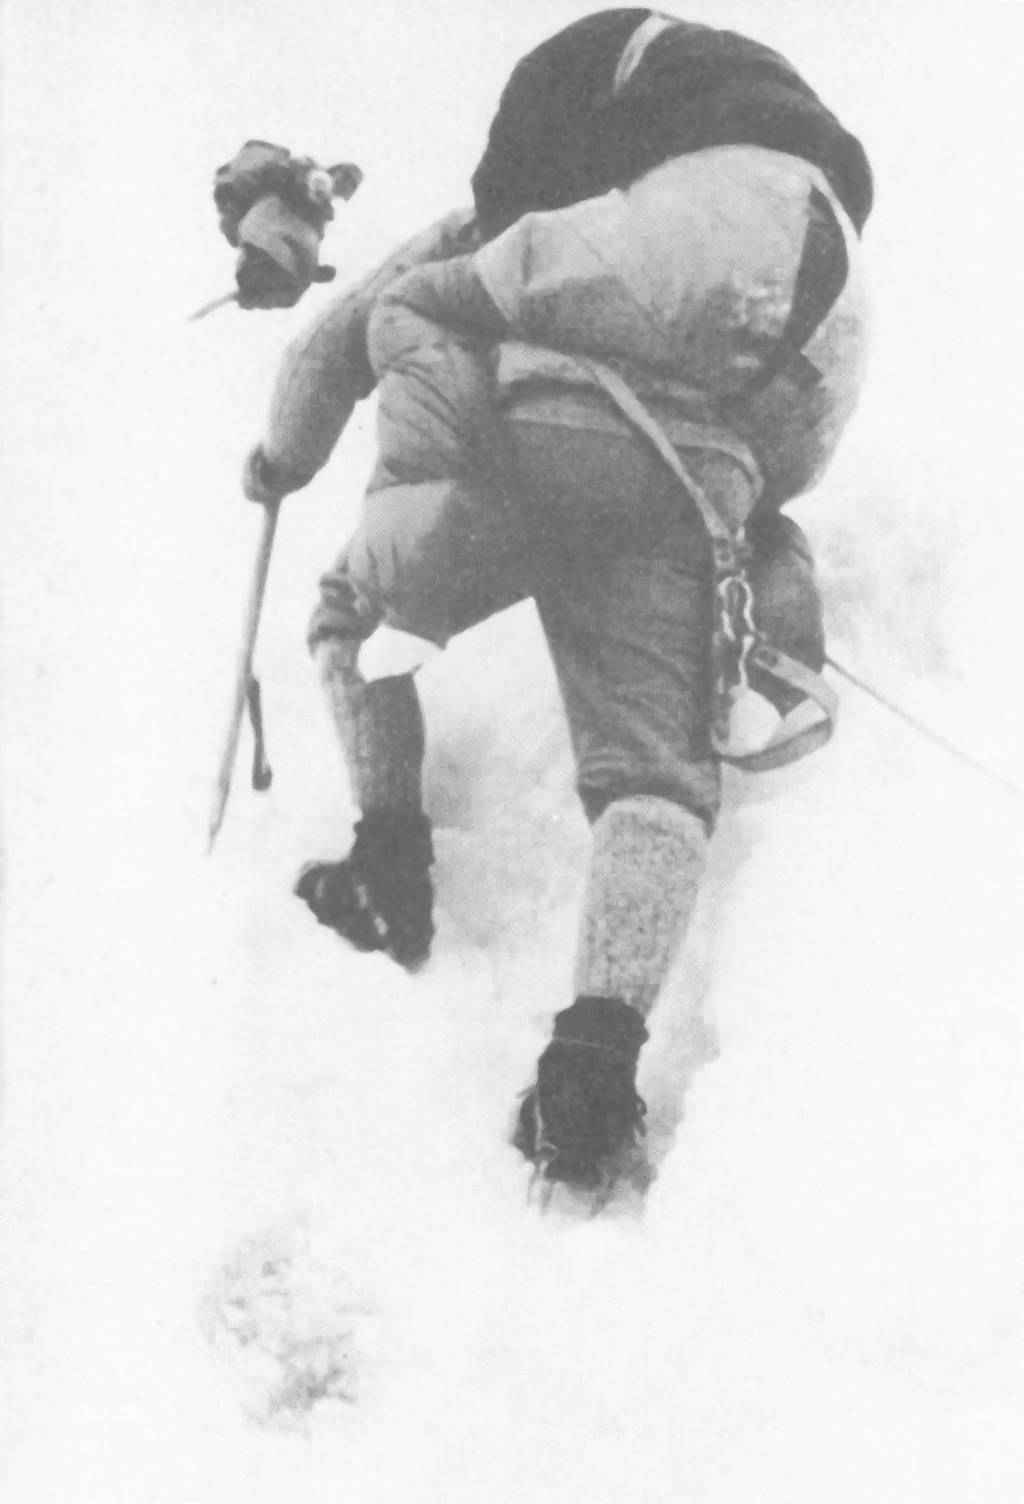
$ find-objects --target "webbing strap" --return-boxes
[613,13,681,94]
[738,186,849,398]
[724,643,838,772]
[575,356,838,772]
[576,358,758,566]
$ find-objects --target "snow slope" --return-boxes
[3,2,1024,1500]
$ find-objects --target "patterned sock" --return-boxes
[574,795,708,1017]
[315,639,425,812]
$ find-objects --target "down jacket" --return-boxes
[371,145,870,505]
[257,14,872,497]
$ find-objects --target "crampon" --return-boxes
[512,996,651,1209]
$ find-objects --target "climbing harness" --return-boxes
[568,358,1022,796]
[577,356,838,772]
[567,177,854,770]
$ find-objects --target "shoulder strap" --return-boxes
[612,13,682,94]
[575,357,759,569]
[718,643,838,772]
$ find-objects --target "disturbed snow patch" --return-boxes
[201,1219,373,1430]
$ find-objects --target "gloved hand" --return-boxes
[234,195,336,310]
[242,445,312,506]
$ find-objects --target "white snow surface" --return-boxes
[3,3,1024,1500]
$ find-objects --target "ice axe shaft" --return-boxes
[208,503,280,851]
[188,289,240,322]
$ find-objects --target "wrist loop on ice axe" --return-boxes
[576,357,838,773]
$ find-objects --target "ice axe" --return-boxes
[207,502,280,851]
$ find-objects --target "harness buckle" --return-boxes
[712,517,758,717]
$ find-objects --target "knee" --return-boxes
[585,793,710,872]
[580,783,716,838]
[312,635,363,688]
[307,563,379,656]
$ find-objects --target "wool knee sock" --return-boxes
[573,795,708,1016]
[315,639,425,813]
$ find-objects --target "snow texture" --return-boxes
[3,2,1024,1501]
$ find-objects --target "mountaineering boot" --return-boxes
[513,995,649,1188]
[295,808,434,970]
